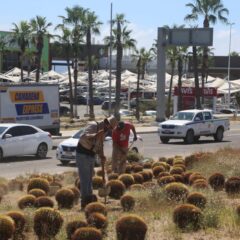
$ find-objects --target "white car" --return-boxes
[0,123,52,160]
[56,129,142,165]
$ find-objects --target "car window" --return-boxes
[21,126,38,135]
[5,126,23,137]
[203,112,212,120]
[0,127,7,135]
[172,112,194,120]
[194,113,203,121]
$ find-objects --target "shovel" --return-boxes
[98,157,111,203]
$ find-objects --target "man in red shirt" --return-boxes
[112,121,137,174]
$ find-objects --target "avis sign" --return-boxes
[174,87,217,97]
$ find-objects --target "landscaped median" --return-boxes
[1,147,240,239]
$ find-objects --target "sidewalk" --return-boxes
[53,125,158,139]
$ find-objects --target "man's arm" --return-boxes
[131,125,138,141]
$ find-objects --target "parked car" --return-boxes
[158,109,230,144]
[101,101,117,110]
[60,105,70,116]
[219,108,237,114]
[119,109,134,116]
[0,123,52,160]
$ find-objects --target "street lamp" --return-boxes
[227,22,235,108]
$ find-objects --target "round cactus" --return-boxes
[118,174,135,188]
[87,212,108,230]
[157,176,175,187]
[132,164,143,173]
[170,167,184,175]
[34,207,63,239]
[106,180,126,199]
[120,194,135,211]
[96,169,103,177]
[69,187,81,205]
[164,182,189,201]
[116,214,147,240]
[143,162,152,169]
[18,194,36,209]
[34,196,54,208]
[6,210,25,237]
[187,192,207,209]
[173,164,186,171]
[92,176,104,189]
[130,184,145,191]
[189,173,205,185]
[55,188,75,209]
[151,161,162,169]
[208,173,225,191]
[140,171,153,182]
[236,205,240,217]
[166,157,174,166]
[29,188,46,198]
[143,181,156,189]
[27,177,50,194]
[0,215,15,240]
[108,173,119,180]
[85,202,107,219]
[158,172,171,178]
[158,157,167,162]
[173,204,203,230]
[66,220,88,239]
[152,166,166,178]
[172,174,184,183]
[125,164,132,173]
[225,177,240,195]
[72,227,102,240]
[192,179,208,189]
[132,173,144,184]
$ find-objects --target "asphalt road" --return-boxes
[1,125,240,179]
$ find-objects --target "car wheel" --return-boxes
[0,148,3,161]
[160,137,170,144]
[131,147,139,153]
[184,130,194,144]
[214,127,224,142]
[60,160,70,166]
[36,143,48,159]
[194,136,200,143]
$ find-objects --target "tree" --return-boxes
[104,14,136,120]
[30,16,52,82]
[185,0,229,106]
[0,36,8,73]
[11,21,32,81]
[60,6,86,118]
[230,51,239,57]
[55,23,74,118]
[82,10,102,119]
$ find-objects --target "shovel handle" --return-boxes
[101,157,106,183]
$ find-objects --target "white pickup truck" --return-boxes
[158,109,230,144]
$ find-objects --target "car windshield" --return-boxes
[172,112,194,120]
[0,127,7,135]
[72,129,84,139]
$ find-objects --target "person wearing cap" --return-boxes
[76,116,117,209]
[112,121,137,174]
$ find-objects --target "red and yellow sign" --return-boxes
[9,91,45,103]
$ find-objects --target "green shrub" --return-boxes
[116,214,147,240]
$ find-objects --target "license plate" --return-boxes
[65,151,73,156]
[162,130,171,134]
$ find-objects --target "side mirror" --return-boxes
[4,134,12,139]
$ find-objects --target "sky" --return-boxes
[0,0,239,56]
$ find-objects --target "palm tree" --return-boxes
[55,23,74,118]
[30,16,52,82]
[104,14,136,120]
[11,21,32,81]
[185,0,229,105]
[0,36,8,73]
[60,6,86,117]
[82,10,102,119]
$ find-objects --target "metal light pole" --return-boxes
[227,22,235,108]
[108,2,113,116]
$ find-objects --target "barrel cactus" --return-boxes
[85,202,107,219]
[118,174,135,188]
[106,180,126,199]
[66,220,88,239]
[120,194,135,211]
[0,215,15,240]
[34,196,54,208]
[87,212,108,230]
[27,177,50,194]
[208,173,225,191]
[187,192,207,209]
[55,188,75,209]
[18,194,36,209]
[72,227,102,240]
[164,182,189,201]
[29,188,46,198]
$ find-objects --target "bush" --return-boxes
[0,215,15,240]
[164,182,189,201]
[66,220,87,239]
[120,194,135,211]
[33,207,64,239]
[85,202,107,219]
[116,214,147,240]
[208,173,225,191]
[187,192,207,209]
[173,204,203,230]
[27,178,50,194]
[118,174,135,188]
[106,180,126,199]
[87,212,108,230]
[55,188,75,209]
[18,194,36,209]
[72,227,102,240]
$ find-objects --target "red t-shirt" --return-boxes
[112,122,134,148]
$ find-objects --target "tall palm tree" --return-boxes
[82,10,102,119]
[0,36,8,73]
[55,23,74,118]
[104,14,136,120]
[11,21,32,81]
[185,0,229,105]
[59,6,86,117]
[30,16,52,82]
